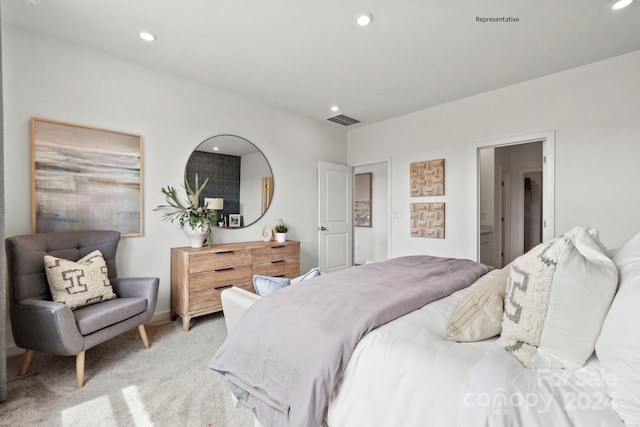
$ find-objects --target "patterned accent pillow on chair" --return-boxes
[501,226,617,369]
[44,250,117,309]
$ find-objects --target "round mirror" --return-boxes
[185,134,274,228]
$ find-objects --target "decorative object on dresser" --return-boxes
[262,225,273,241]
[204,197,224,227]
[31,117,143,236]
[228,214,241,227]
[274,221,288,243]
[155,174,217,247]
[171,240,300,331]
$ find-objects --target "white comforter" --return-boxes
[327,288,496,426]
[327,288,624,427]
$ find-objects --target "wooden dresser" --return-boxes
[171,240,300,331]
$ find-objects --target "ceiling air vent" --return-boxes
[326,114,361,127]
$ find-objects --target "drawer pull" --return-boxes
[270,245,285,249]
[273,274,285,278]
[271,259,285,264]
[217,284,234,290]
[214,267,235,272]
[215,250,235,254]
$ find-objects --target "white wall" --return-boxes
[2,27,347,324]
[348,50,640,259]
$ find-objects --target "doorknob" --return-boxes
[318,226,327,231]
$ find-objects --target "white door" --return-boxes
[318,161,353,273]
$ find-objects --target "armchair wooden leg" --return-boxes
[138,324,150,349]
[19,349,34,376]
[76,351,85,388]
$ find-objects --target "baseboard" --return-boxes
[148,310,173,325]
[5,310,175,358]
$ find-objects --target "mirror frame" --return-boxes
[184,134,274,229]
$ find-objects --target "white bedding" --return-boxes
[326,287,624,427]
[458,349,624,427]
[327,288,498,427]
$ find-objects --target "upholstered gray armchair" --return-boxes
[5,230,159,387]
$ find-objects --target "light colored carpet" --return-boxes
[0,313,253,427]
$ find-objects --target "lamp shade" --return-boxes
[205,198,224,210]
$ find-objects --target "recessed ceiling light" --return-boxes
[330,105,340,113]
[356,12,373,26]
[213,147,220,151]
[612,0,634,9]
[139,31,157,42]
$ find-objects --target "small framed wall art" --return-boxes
[229,214,242,227]
[410,158,444,196]
[31,117,143,236]
[410,202,445,239]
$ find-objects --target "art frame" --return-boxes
[410,158,445,196]
[410,202,445,239]
[354,172,372,227]
[31,117,143,236]
[229,214,242,227]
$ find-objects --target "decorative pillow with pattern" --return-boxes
[501,226,617,369]
[446,264,511,342]
[44,250,117,309]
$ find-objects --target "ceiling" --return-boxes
[2,0,639,127]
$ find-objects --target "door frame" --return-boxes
[476,130,555,263]
[351,158,393,262]
[519,168,543,254]
[499,168,511,268]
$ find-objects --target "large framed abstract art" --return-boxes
[31,118,143,236]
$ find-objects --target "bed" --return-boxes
[210,226,640,427]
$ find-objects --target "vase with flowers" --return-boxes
[154,174,217,248]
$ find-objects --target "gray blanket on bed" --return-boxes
[209,255,488,427]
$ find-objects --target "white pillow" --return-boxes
[595,231,640,425]
[501,226,618,369]
[291,267,321,284]
[446,264,511,342]
[252,267,321,297]
[252,275,291,297]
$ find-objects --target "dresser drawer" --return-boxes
[253,260,299,278]
[189,249,251,273]
[189,288,223,312]
[190,266,252,291]
[252,243,299,264]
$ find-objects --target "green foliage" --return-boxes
[154,174,216,245]
[275,223,288,233]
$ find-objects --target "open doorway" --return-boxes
[477,132,555,267]
[523,170,543,253]
[353,161,390,265]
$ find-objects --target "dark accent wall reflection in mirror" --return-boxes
[185,134,273,228]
